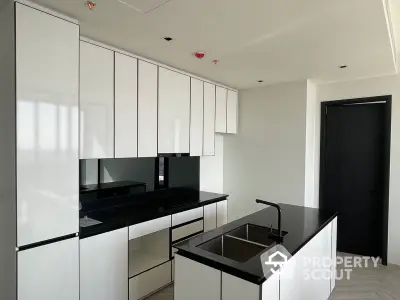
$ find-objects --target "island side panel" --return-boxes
[222,272,259,300]
[280,221,333,300]
[261,272,279,300]
[174,254,221,300]
[331,217,337,292]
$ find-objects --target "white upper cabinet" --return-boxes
[16,3,79,246]
[190,78,204,156]
[138,61,158,157]
[203,83,216,156]
[80,42,114,159]
[115,53,138,158]
[227,90,238,134]
[215,86,227,133]
[158,68,190,154]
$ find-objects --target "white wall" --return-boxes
[317,74,400,266]
[200,134,224,194]
[223,81,309,221]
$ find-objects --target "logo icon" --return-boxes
[264,251,288,274]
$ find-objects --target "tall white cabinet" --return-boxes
[138,61,158,157]
[115,53,138,158]
[158,68,190,154]
[16,2,79,247]
[227,90,238,134]
[18,238,79,300]
[80,41,114,159]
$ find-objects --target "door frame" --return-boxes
[319,95,391,265]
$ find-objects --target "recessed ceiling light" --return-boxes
[339,65,348,69]
[258,80,264,83]
[164,37,173,41]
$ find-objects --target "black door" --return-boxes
[321,103,386,257]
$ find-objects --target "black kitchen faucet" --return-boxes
[255,199,282,241]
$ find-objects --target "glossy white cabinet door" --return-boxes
[16,3,79,246]
[215,86,227,133]
[204,203,217,232]
[203,82,216,156]
[217,200,228,227]
[80,41,114,159]
[158,68,190,153]
[190,78,204,156]
[227,90,238,134]
[138,61,158,157]
[175,255,220,300]
[115,53,138,158]
[331,217,337,292]
[18,237,79,300]
[80,228,128,300]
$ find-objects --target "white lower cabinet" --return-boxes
[18,238,79,300]
[174,254,220,300]
[217,200,228,227]
[331,217,338,292]
[80,228,128,300]
[280,222,332,300]
[204,203,217,231]
[129,261,172,300]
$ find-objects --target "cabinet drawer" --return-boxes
[129,216,171,240]
[129,261,172,300]
[172,220,203,243]
[172,207,203,226]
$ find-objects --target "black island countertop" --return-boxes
[79,188,228,239]
[174,203,337,285]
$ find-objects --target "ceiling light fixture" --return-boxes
[258,80,264,83]
[339,65,348,69]
[164,37,173,41]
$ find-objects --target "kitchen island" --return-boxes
[173,203,337,300]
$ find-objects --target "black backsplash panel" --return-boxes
[168,156,200,190]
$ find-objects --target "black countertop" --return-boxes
[79,189,228,239]
[174,203,337,285]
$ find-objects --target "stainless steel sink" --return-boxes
[197,224,288,263]
[197,234,268,263]
[226,224,288,246]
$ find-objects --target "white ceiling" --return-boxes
[31,0,397,89]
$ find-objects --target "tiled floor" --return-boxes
[147,254,400,300]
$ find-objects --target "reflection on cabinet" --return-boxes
[80,41,114,159]
[217,200,228,227]
[203,82,216,156]
[115,53,138,158]
[129,261,172,300]
[204,203,217,232]
[227,90,238,134]
[18,238,79,300]
[16,3,79,246]
[80,228,128,300]
[190,78,204,156]
[138,61,158,157]
[158,68,190,154]
[215,86,227,133]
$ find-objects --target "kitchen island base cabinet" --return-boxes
[174,217,337,300]
[80,228,128,300]
[175,255,220,300]
[18,238,79,300]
